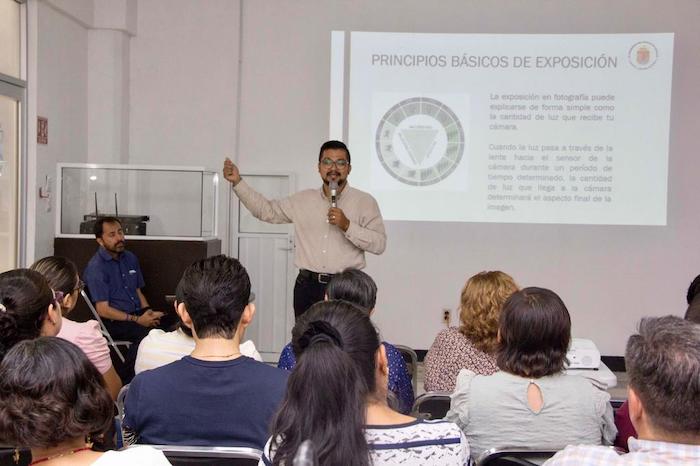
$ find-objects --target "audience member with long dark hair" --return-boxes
[0,337,170,465]
[277,268,414,413]
[0,269,63,361]
[263,300,469,466]
[31,256,122,400]
[424,270,518,392]
[446,287,616,458]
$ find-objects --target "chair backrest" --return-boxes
[476,448,559,466]
[610,397,626,410]
[116,383,130,420]
[80,289,130,363]
[0,448,30,466]
[411,391,452,420]
[134,445,262,466]
[393,344,418,394]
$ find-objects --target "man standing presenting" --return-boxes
[224,140,386,318]
[84,217,165,345]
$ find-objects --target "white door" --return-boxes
[0,80,25,272]
[231,174,295,362]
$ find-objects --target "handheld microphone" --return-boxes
[329,181,338,208]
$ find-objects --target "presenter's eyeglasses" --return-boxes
[320,158,349,169]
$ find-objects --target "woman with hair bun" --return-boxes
[446,287,616,458]
[0,269,63,361]
[262,300,469,466]
[0,337,170,465]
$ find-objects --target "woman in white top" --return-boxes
[0,337,170,466]
[260,300,469,466]
[446,287,616,459]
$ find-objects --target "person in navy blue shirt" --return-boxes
[277,268,414,414]
[84,217,165,346]
[123,255,288,448]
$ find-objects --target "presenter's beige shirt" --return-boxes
[233,180,386,273]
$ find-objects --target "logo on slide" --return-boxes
[628,42,658,70]
[375,97,465,186]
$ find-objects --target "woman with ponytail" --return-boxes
[261,300,469,466]
[31,256,122,400]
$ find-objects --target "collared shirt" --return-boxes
[84,247,145,314]
[234,180,386,273]
[544,438,700,465]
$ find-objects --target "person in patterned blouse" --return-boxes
[424,271,518,392]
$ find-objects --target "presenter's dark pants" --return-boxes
[293,270,333,319]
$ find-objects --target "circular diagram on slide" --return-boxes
[375,97,465,186]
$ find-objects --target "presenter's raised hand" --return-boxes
[137,310,165,328]
[328,207,350,232]
[223,158,242,186]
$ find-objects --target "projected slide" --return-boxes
[330,32,674,225]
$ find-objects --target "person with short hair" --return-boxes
[262,300,469,466]
[613,276,700,452]
[685,273,700,322]
[123,255,288,449]
[83,216,166,346]
[0,337,170,465]
[446,287,616,458]
[545,316,700,465]
[276,268,414,414]
[224,140,386,318]
[134,301,263,374]
[31,256,123,400]
[424,270,518,392]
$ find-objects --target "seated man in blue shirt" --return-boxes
[123,255,289,449]
[84,217,165,345]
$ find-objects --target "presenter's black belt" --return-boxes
[299,269,335,284]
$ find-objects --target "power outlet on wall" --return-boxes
[442,308,451,326]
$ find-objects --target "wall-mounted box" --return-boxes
[56,164,218,239]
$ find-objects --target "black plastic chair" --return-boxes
[476,447,559,466]
[394,344,418,395]
[133,445,261,466]
[411,390,452,420]
[0,448,30,466]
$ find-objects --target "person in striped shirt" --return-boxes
[261,300,469,466]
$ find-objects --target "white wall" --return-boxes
[232,0,700,355]
[30,0,136,259]
[33,1,90,260]
[128,0,240,243]
[32,0,700,355]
